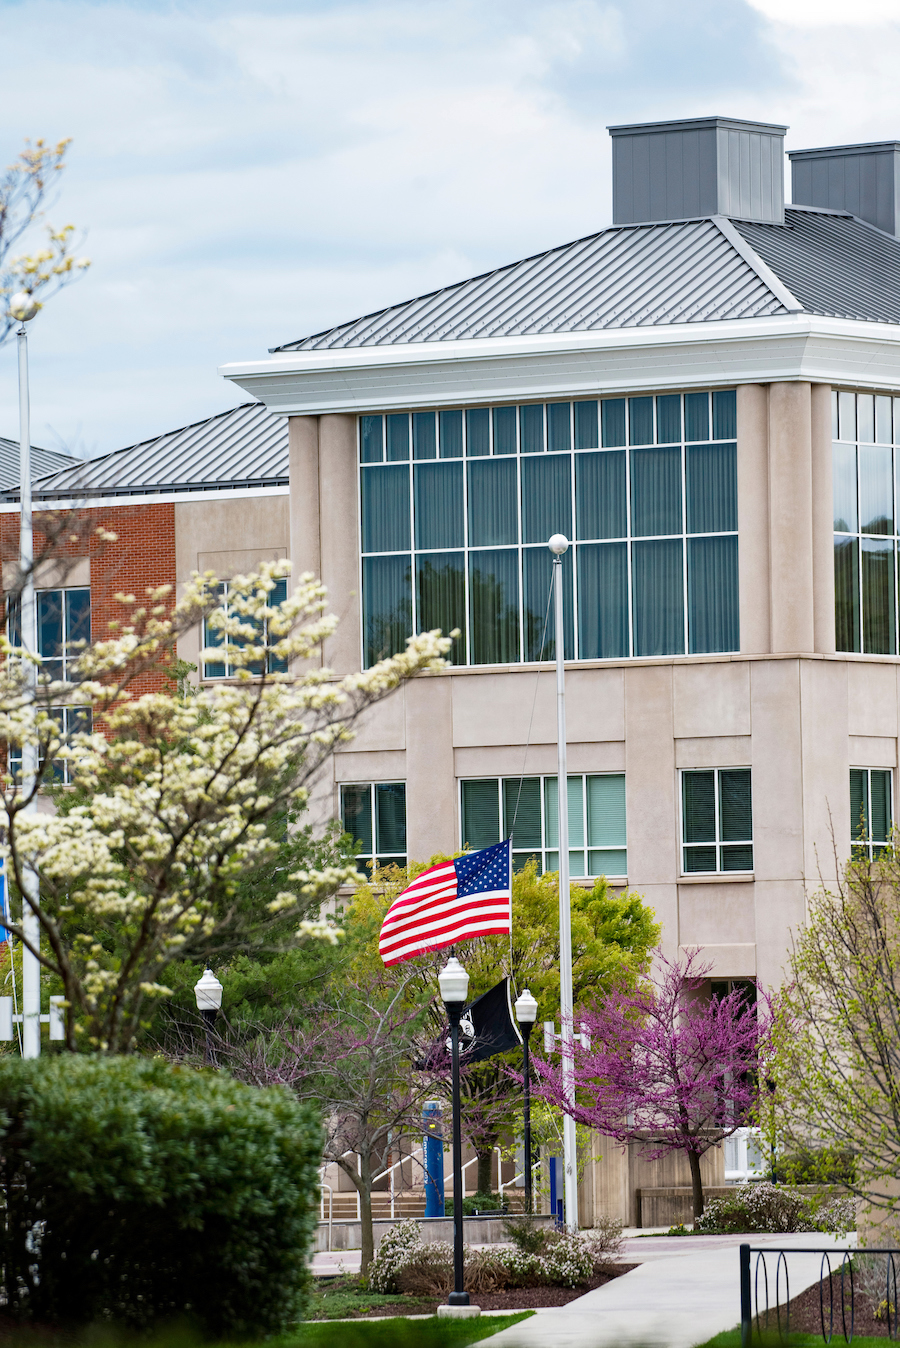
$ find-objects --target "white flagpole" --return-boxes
[549,533,577,1231]
[16,316,41,1059]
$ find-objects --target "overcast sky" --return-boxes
[1,0,899,457]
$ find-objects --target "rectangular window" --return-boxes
[340,782,407,873]
[8,706,92,787]
[10,585,91,681]
[460,773,626,877]
[850,767,893,859]
[833,390,900,655]
[359,392,738,667]
[682,768,753,874]
[202,578,289,679]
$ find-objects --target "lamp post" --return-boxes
[10,292,41,1060]
[514,988,538,1213]
[438,954,471,1312]
[193,968,223,1063]
[548,532,578,1230]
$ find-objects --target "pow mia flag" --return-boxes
[448,977,523,1065]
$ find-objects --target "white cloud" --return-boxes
[747,0,900,24]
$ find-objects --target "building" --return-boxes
[218,115,900,1005]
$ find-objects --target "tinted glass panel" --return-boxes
[521,453,572,544]
[685,392,709,442]
[66,589,91,647]
[860,444,893,534]
[576,451,626,541]
[587,774,626,847]
[520,404,544,454]
[601,399,626,447]
[342,785,373,854]
[872,769,892,842]
[462,780,500,850]
[657,394,681,443]
[376,783,407,853]
[414,461,463,549]
[862,537,895,654]
[719,769,752,840]
[850,768,867,842]
[440,409,463,458]
[858,394,875,443]
[547,402,571,453]
[386,413,410,462]
[833,442,858,533]
[466,407,490,457]
[468,459,517,546]
[493,406,517,455]
[577,543,628,660]
[523,545,573,661]
[686,443,737,533]
[839,391,856,441]
[37,590,63,670]
[877,396,893,444]
[688,536,739,654]
[503,777,541,849]
[713,390,737,440]
[629,397,653,446]
[469,549,519,663]
[574,400,599,449]
[632,539,684,656]
[416,552,466,663]
[722,845,753,872]
[361,465,410,554]
[363,555,411,666]
[413,411,437,460]
[683,770,715,842]
[631,445,682,536]
[684,846,716,873]
[360,415,383,463]
[835,536,860,653]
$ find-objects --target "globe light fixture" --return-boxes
[9,292,38,323]
[514,989,539,1213]
[193,968,223,1064]
[548,533,569,556]
[438,955,469,1006]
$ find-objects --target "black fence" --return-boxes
[740,1244,900,1346]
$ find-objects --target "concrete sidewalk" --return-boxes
[485,1231,855,1347]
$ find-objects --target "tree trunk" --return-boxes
[687,1148,705,1221]
[337,1155,375,1279]
[476,1146,494,1196]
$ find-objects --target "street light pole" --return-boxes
[193,968,223,1064]
[12,294,41,1061]
[514,988,538,1213]
[549,533,578,1231]
[438,955,472,1314]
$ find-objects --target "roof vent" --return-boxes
[789,142,900,236]
[608,116,787,227]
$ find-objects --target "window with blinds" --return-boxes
[359,390,739,668]
[459,774,626,878]
[681,768,752,874]
[340,782,407,873]
[203,578,289,679]
[850,767,892,859]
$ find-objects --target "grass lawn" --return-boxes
[266,1311,535,1345]
[696,1331,888,1348]
[307,1274,431,1320]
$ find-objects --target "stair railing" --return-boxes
[370,1144,425,1219]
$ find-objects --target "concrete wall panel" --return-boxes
[454,741,626,779]
[754,879,807,988]
[811,383,836,653]
[800,659,849,885]
[318,413,361,676]
[750,659,804,882]
[674,736,752,767]
[849,735,898,767]
[678,884,756,946]
[405,676,457,860]
[332,750,407,782]
[768,383,814,653]
[673,661,750,738]
[678,941,756,977]
[344,686,406,752]
[737,383,771,654]
[848,661,899,737]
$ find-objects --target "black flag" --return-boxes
[459,977,523,1064]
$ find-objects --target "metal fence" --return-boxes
[740,1244,900,1346]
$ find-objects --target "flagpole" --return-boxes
[549,534,578,1231]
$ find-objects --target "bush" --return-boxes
[582,1217,624,1271]
[0,1055,322,1336]
[503,1215,550,1255]
[395,1242,454,1298]
[367,1221,423,1294]
[541,1232,595,1288]
[695,1182,857,1235]
[445,1191,505,1216]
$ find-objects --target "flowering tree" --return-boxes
[230,970,436,1277]
[0,562,449,1051]
[1,137,89,339]
[532,949,772,1218]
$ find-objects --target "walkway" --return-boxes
[486,1231,854,1347]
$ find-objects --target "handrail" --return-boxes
[320,1182,334,1251]
[371,1145,425,1219]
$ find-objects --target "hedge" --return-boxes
[0,1054,322,1336]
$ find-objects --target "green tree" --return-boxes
[341,858,660,1194]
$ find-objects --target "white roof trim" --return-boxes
[0,484,289,515]
[712,216,805,313]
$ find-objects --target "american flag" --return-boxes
[379,840,512,967]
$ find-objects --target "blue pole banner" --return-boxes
[423,1100,445,1217]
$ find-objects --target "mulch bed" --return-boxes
[761,1267,892,1340]
[329,1262,637,1318]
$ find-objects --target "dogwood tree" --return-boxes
[0,562,450,1051]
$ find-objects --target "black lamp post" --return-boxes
[438,954,470,1310]
[194,968,223,1063]
[514,988,538,1213]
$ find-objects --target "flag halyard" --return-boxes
[378,839,512,966]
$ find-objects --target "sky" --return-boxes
[1,0,900,457]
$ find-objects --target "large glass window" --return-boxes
[850,767,892,859]
[359,391,738,666]
[833,391,900,654]
[203,578,288,679]
[8,706,92,786]
[459,773,626,877]
[340,782,407,873]
[682,768,753,874]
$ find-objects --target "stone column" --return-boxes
[404,674,456,861]
[317,413,361,677]
[623,664,678,954]
[768,383,815,654]
[737,383,771,654]
[810,383,836,655]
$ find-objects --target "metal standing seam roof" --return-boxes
[272,204,900,352]
[7,402,289,503]
[0,439,79,492]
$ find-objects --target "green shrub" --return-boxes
[0,1055,322,1336]
[444,1190,505,1216]
[695,1181,857,1235]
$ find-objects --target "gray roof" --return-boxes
[9,402,288,503]
[272,205,900,352]
[0,439,79,491]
